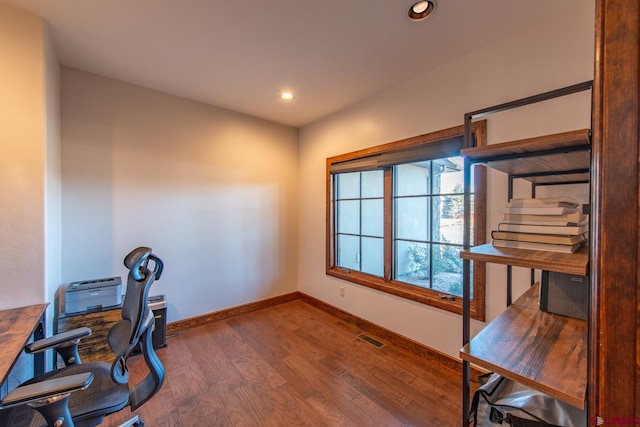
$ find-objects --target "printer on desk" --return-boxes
[65,277,122,314]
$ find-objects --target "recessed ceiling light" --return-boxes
[280,92,294,101]
[408,0,436,21]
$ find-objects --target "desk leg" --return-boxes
[33,319,45,375]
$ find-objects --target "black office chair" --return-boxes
[0,247,165,427]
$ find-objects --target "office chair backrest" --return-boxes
[108,247,165,409]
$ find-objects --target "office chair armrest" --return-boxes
[1,372,93,427]
[25,327,92,353]
[25,327,92,366]
[1,372,93,408]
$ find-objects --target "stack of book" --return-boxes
[491,196,588,253]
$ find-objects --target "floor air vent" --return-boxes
[357,333,386,349]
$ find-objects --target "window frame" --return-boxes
[326,122,487,321]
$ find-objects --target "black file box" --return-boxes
[539,271,588,320]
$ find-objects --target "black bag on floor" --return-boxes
[469,374,585,427]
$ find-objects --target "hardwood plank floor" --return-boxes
[104,300,464,426]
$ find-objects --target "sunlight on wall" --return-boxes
[0,5,46,309]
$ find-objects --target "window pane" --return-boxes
[361,199,383,237]
[361,237,383,277]
[433,195,463,244]
[395,241,430,288]
[470,164,476,193]
[361,170,383,198]
[335,170,384,277]
[432,244,463,296]
[337,200,360,235]
[470,197,475,245]
[395,163,430,196]
[337,235,360,271]
[395,197,429,241]
[436,157,464,194]
[337,172,360,199]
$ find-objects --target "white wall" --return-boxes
[0,4,47,309]
[298,6,594,358]
[61,69,299,323]
[44,22,62,338]
[0,4,61,389]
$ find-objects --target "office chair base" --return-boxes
[117,414,143,427]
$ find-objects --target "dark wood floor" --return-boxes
[104,300,464,426]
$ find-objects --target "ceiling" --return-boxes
[3,0,583,127]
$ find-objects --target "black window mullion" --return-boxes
[429,160,434,289]
[358,172,362,271]
[331,175,340,266]
[390,167,396,282]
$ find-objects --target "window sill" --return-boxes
[327,267,485,322]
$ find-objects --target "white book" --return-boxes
[505,196,582,208]
[492,239,581,253]
[497,222,588,235]
[502,206,581,215]
[502,212,587,225]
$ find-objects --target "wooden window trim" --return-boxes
[326,122,487,321]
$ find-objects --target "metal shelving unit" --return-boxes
[460,81,593,426]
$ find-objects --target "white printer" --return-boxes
[65,276,122,314]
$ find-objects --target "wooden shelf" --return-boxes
[461,243,588,276]
[460,283,587,409]
[461,129,591,184]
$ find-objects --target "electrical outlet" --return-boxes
[339,286,345,297]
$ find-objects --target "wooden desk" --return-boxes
[0,304,48,386]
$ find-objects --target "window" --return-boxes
[326,123,487,320]
[335,170,385,277]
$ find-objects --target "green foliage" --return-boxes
[407,245,429,280]
[406,239,463,296]
[406,240,462,277]
[442,183,463,218]
[447,277,463,296]
[434,243,462,274]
